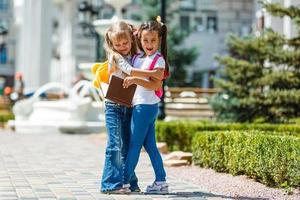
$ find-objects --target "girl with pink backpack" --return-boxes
[122,19,170,194]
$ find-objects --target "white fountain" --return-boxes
[9,80,105,134]
[10,1,141,134]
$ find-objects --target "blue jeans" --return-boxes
[124,104,166,184]
[101,101,138,192]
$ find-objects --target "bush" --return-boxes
[0,110,14,124]
[192,131,300,188]
[156,121,300,151]
[156,121,200,151]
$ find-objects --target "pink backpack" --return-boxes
[132,53,167,98]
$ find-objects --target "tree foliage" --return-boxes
[212,1,300,123]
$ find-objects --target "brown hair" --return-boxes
[136,20,169,75]
[104,21,138,57]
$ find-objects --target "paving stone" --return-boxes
[18,197,38,200]
[34,189,52,192]
[94,197,115,200]
[57,197,77,200]
[0,132,224,200]
[37,198,56,200]
[76,197,96,200]
[0,197,18,200]
[0,182,13,186]
[157,142,169,154]
[0,191,16,195]
[0,187,15,192]
[163,160,189,167]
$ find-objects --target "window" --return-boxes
[199,0,215,10]
[0,0,9,10]
[0,44,7,64]
[195,17,204,32]
[207,16,218,33]
[180,16,190,31]
[0,20,8,31]
[208,70,215,88]
[100,6,114,19]
[180,0,196,10]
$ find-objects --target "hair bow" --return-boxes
[156,16,164,25]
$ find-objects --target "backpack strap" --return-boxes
[148,53,162,70]
[147,53,165,98]
[131,53,141,65]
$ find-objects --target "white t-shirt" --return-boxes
[132,51,165,105]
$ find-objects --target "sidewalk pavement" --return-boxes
[0,131,233,200]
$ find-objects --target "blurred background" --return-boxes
[0,0,299,125]
[2,0,297,90]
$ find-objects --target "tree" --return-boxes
[212,1,300,123]
[135,0,198,86]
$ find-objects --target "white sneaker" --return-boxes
[146,181,169,194]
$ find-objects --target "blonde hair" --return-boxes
[104,21,138,58]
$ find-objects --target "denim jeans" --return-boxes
[124,104,166,184]
[101,101,138,192]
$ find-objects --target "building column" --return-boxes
[202,72,209,88]
[54,1,76,87]
[283,0,292,38]
[17,0,53,91]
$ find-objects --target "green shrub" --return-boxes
[156,121,201,151]
[0,110,14,123]
[156,121,300,151]
[192,131,300,188]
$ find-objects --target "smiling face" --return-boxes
[140,30,160,56]
[111,35,132,56]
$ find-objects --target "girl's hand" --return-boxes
[123,77,136,88]
[151,68,164,80]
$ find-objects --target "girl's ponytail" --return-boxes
[160,24,169,76]
[104,31,113,59]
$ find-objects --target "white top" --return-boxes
[132,51,165,105]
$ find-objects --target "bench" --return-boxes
[165,87,218,120]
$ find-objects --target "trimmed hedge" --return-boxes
[192,131,300,188]
[156,121,300,151]
[0,110,14,124]
[156,121,199,151]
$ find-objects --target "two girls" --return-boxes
[100,21,163,194]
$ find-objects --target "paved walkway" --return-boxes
[0,131,233,200]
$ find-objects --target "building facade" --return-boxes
[168,0,255,87]
[257,0,299,38]
[123,0,256,88]
[0,0,15,89]
[7,0,299,91]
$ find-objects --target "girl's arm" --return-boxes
[114,53,164,80]
[131,68,164,80]
[123,76,162,91]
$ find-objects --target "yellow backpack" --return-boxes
[91,60,109,88]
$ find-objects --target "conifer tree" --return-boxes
[212,1,300,122]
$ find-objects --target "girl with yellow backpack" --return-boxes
[92,21,163,194]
